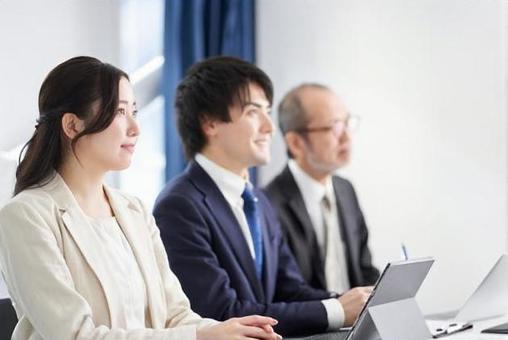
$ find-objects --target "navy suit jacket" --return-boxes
[264,166,379,291]
[153,162,331,336]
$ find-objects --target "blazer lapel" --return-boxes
[105,186,165,327]
[49,175,122,324]
[188,162,264,301]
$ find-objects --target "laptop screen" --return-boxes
[455,254,508,322]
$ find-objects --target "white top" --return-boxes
[88,216,148,329]
[195,154,344,329]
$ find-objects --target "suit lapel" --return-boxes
[259,203,274,301]
[281,167,327,288]
[188,162,264,301]
[287,198,317,246]
[281,167,317,243]
[332,178,355,274]
[105,186,165,327]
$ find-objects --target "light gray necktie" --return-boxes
[320,193,350,293]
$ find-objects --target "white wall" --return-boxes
[257,0,507,313]
[0,0,122,298]
[0,152,16,298]
[0,0,121,152]
[506,1,508,251]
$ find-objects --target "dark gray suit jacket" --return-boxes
[264,165,379,290]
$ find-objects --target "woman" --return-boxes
[0,56,281,340]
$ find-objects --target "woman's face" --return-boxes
[74,77,140,173]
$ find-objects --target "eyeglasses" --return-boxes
[296,114,360,136]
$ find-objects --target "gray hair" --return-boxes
[277,83,330,134]
[277,83,330,158]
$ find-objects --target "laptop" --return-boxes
[452,254,508,322]
[287,257,435,340]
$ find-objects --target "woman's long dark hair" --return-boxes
[14,56,129,195]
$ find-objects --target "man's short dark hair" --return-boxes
[278,83,329,158]
[175,56,274,159]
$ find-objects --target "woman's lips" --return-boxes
[121,144,136,153]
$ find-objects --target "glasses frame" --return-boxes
[295,114,360,136]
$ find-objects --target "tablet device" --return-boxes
[345,257,435,340]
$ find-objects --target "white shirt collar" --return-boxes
[288,159,334,205]
[195,153,248,207]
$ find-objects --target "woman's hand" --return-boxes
[197,315,282,340]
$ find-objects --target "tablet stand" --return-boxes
[350,298,432,340]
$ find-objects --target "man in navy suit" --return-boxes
[153,57,372,337]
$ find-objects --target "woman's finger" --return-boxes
[238,315,278,326]
[260,324,274,333]
[240,325,282,339]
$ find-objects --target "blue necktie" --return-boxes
[242,185,263,280]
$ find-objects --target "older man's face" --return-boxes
[297,88,351,176]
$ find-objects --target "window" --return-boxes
[112,0,165,210]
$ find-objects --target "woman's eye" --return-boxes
[117,108,126,115]
[132,110,138,118]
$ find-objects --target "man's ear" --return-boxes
[285,131,305,160]
[201,117,219,139]
[61,113,85,139]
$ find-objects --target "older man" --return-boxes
[265,84,379,294]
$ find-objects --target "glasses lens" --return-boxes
[332,120,346,136]
[347,115,360,132]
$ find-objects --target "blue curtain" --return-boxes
[163,0,256,182]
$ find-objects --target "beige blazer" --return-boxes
[0,173,216,340]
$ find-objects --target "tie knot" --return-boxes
[321,194,332,211]
[242,186,258,205]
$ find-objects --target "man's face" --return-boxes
[208,82,273,175]
[296,88,351,176]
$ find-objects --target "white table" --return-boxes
[285,317,508,340]
[427,316,508,339]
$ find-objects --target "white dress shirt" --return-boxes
[289,160,354,328]
[288,160,329,249]
[195,154,256,259]
[196,154,344,329]
[288,160,351,292]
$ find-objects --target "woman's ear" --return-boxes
[61,113,85,139]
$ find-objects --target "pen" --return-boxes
[401,243,409,261]
[433,322,473,338]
